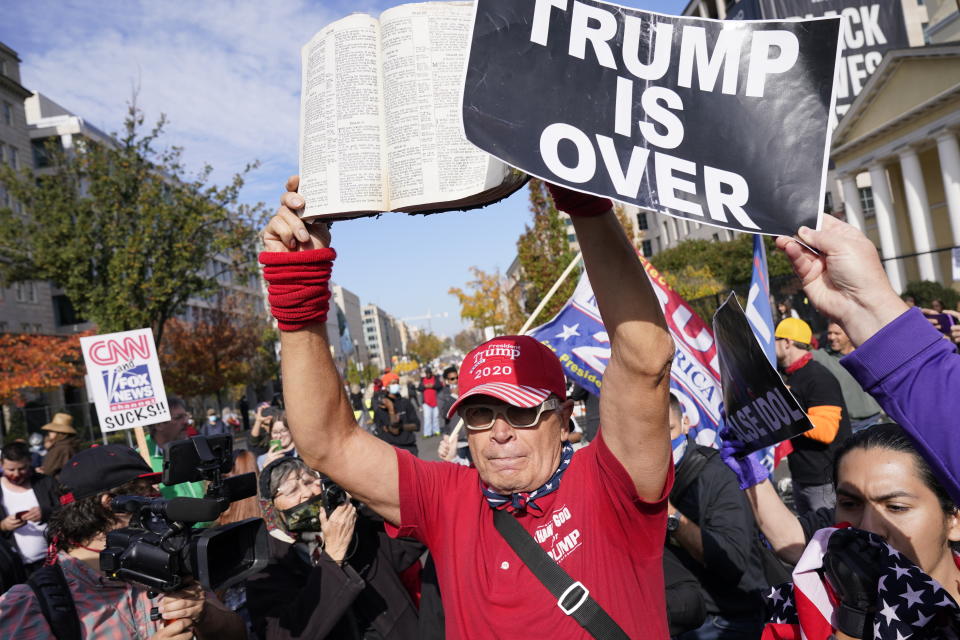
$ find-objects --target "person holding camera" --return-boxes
[0,444,245,639]
[372,382,419,457]
[246,457,424,639]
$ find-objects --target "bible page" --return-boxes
[380,2,504,211]
[299,14,389,218]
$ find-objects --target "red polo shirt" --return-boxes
[386,433,672,638]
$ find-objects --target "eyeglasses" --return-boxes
[275,473,319,499]
[459,398,560,431]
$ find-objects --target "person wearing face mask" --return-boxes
[0,445,245,640]
[245,457,424,640]
[0,442,59,592]
[725,424,960,639]
[665,395,771,640]
[373,381,420,457]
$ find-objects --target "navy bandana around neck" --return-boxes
[481,442,575,515]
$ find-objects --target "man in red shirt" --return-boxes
[418,367,444,437]
[261,179,675,638]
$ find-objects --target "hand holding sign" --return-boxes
[775,214,909,347]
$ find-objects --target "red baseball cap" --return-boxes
[447,335,566,419]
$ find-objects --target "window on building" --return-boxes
[2,102,12,126]
[823,191,833,213]
[0,321,7,333]
[641,239,653,257]
[53,294,85,326]
[0,142,5,164]
[0,59,6,76]
[21,323,32,333]
[712,233,720,242]
[14,282,37,303]
[858,187,875,217]
[636,212,649,230]
[567,233,576,242]
[9,147,17,169]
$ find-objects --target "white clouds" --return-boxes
[10,0,349,204]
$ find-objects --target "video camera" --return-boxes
[100,435,268,594]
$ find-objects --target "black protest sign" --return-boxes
[757,1,910,122]
[462,0,842,237]
[712,293,811,455]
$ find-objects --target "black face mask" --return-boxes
[280,494,324,532]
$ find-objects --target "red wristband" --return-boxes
[259,249,337,331]
[546,183,613,217]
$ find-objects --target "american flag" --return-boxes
[763,526,960,640]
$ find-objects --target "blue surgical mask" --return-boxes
[671,434,688,466]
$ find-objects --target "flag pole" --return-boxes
[519,252,583,335]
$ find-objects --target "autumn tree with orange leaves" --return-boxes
[160,296,276,409]
[0,332,91,405]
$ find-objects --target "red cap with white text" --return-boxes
[446,335,566,419]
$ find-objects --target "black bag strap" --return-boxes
[492,509,630,640]
[28,563,83,640]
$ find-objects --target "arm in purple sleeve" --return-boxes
[842,308,960,502]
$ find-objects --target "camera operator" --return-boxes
[246,457,424,639]
[0,445,245,640]
[372,383,419,457]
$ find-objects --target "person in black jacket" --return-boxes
[665,397,770,640]
[246,457,424,640]
[373,382,420,457]
[663,544,707,637]
[0,442,59,590]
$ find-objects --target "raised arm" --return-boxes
[262,176,400,525]
[552,187,674,501]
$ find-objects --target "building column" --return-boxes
[839,173,865,231]
[715,0,726,20]
[899,148,942,282]
[867,163,907,293]
[936,131,960,248]
[660,218,671,246]
[667,217,679,247]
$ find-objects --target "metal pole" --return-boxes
[519,253,583,335]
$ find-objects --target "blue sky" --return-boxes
[3,0,689,338]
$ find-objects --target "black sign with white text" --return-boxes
[462,0,842,236]
[712,293,811,455]
[731,1,910,123]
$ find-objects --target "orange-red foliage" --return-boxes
[0,331,92,405]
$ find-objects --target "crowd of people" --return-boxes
[0,177,959,639]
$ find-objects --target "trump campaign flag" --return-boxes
[746,235,777,366]
[529,256,723,445]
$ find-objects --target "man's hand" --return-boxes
[952,323,960,345]
[0,513,24,531]
[438,434,457,461]
[149,618,194,640]
[158,582,205,624]
[20,507,42,523]
[262,175,331,252]
[319,502,357,565]
[775,215,907,346]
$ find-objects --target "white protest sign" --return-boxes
[953,247,960,282]
[80,328,171,432]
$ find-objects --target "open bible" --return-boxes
[298,1,527,220]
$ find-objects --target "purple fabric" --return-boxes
[718,440,770,490]
[841,307,960,503]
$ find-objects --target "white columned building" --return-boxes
[830,45,960,294]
